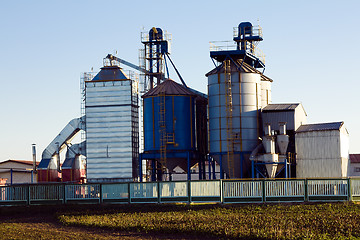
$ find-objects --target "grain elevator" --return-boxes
[36,22,350,183]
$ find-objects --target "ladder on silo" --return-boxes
[158,91,167,177]
[224,59,235,178]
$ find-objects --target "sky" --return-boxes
[0,0,359,162]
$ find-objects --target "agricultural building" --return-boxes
[296,122,349,178]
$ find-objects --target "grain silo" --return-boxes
[140,79,208,181]
[84,62,139,181]
[207,22,272,178]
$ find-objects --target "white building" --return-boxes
[295,122,349,178]
[0,160,38,184]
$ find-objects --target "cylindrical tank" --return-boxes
[142,79,197,171]
[260,77,272,108]
[207,60,262,178]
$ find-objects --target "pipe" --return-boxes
[56,142,60,173]
[279,122,286,135]
[264,123,271,136]
[32,144,37,173]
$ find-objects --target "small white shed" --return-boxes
[295,122,349,178]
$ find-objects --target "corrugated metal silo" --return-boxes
[85,65,139,181]
[207,60,263,178]
[208,22,273,178]
[141,79,207,180]
[260,75,272,107]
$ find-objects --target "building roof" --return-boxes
[296,122,344,133]
[205,59,273,82]
[350,154,360,163]
[91,65,129,81]
[142,78,196,97]
[262,103,300,111]
[0,160,39,166]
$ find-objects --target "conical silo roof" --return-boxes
[205,59,273,82]
[91,65,129,81]
[142,79,196,97]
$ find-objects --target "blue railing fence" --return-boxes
[1,178,360,206]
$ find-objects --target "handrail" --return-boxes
[209,40,265,64]
[1,178,360,206]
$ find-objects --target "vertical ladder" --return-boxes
[224,59,235,178]
[158,91,167,178]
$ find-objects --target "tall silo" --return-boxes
[207,22,272,178]
[85,63,139,181]
[140,79,208,181]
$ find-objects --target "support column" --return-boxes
[251,160,255,179]
[208,155,211,180]
[240,153,243,179]
[198,155,202,180]
[187,151,191,181]
[151,160,156,182]
[10,168,13,185]
[212,158,216,180]
[139,155,143,182]
[202,157,206,180]
[220,154,224,179]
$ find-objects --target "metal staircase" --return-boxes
[158,91,167,177]
[224,59,235,178]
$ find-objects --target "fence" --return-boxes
[1,178,360,206]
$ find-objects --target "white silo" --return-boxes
[208,22,272,178]
[260,76,272,107]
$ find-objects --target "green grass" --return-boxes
[2,203,360,239]
[58,203,360,240]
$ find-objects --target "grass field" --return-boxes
[1,202,360,239]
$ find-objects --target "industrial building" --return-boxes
[296,122,349,178]
[0,160,38,184]
[84,63,139,181]
[35,22,350,183]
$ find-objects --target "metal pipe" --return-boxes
[56,142,60,173]
[264,124,271,136]
[32,144,36,173]
[279,122,286,135]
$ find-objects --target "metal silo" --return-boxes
[208,22,271,178]
[85,63,139,181]
[260,75,272,108]
[140,79,207,181]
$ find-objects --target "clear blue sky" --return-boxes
[0,0,359,162]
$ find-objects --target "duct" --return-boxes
[65,141,86,159]
[62,141,86,170]
[249,143,264,161]
[41,116,85,160]
[277,123,289,155]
